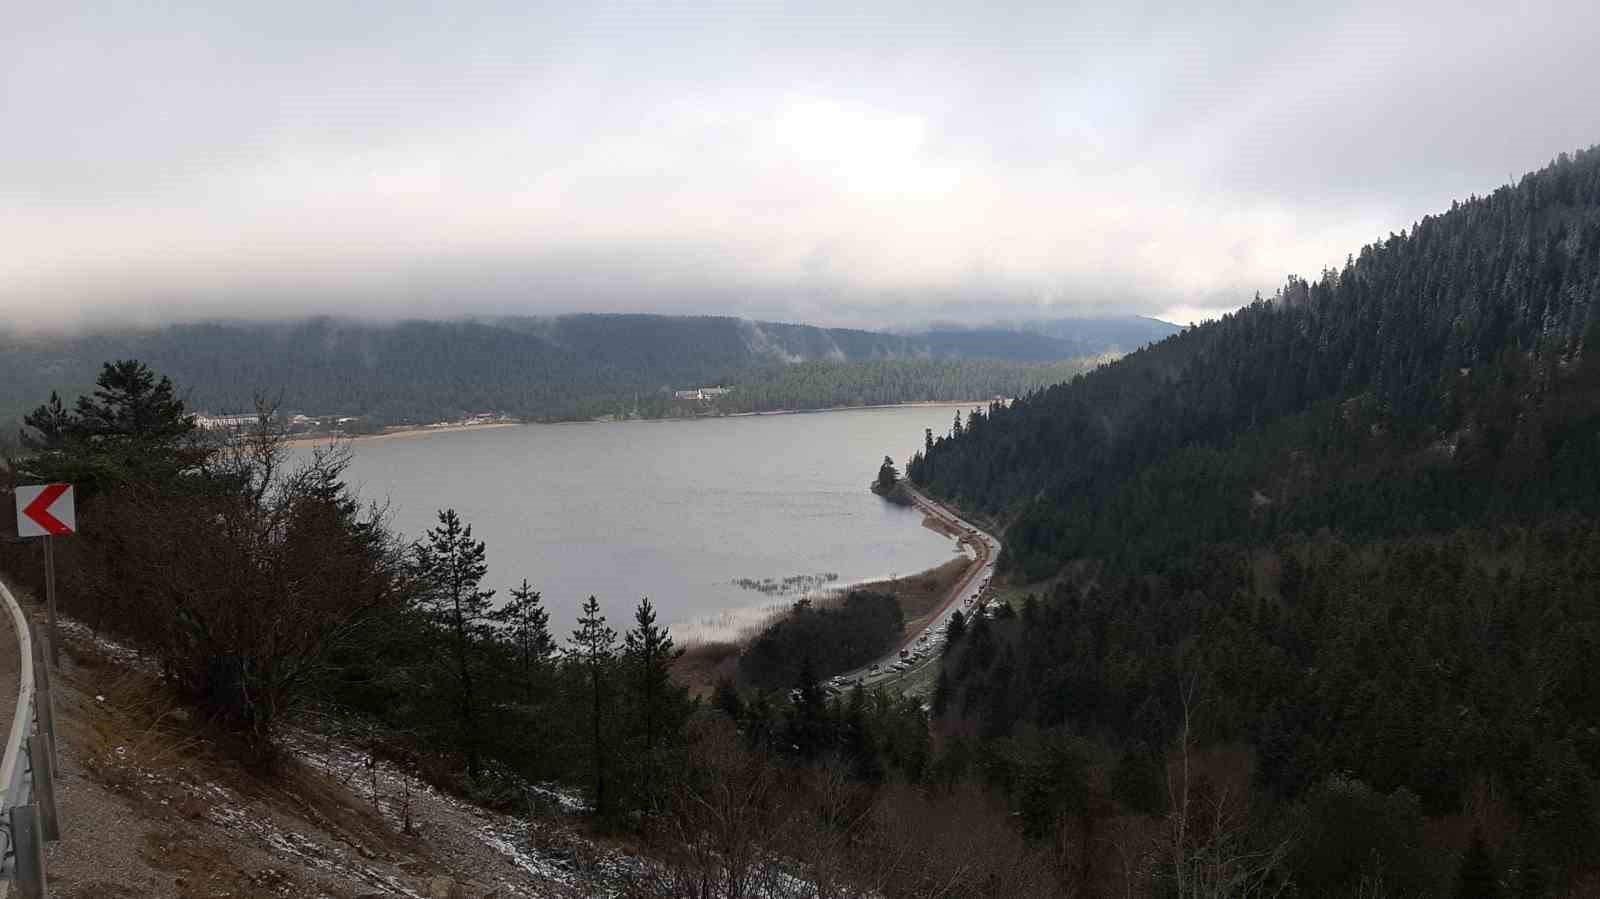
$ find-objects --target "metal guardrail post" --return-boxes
[41,539,58,672]
[27,639,53,767]
[7,805,46,899]
[3,575,51,895]
[23,737,56,844]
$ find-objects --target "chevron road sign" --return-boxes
[15,484,75,539]
[14,483,74,668]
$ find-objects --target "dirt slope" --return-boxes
[8,598,621,899]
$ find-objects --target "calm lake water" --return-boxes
[331,406,971,640]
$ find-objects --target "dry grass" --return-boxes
[670,640,742,699]
[54,626,432,898]
[670,600,792,647]
[77,668,211,793]
[918,512,966,540]
[854,556,973,635]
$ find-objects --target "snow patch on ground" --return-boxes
[55,616,156,672]
[287,730,624,897]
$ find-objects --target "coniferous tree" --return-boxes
[876,455,899,490]
[73,359,193,442]
[569,595,617,816]
[944,609,967,653]
[842,684,884,783]
[489,578,554,703]
[19,391,71,452]
[617,597,687,817]
[413,508,496,780]
[788,659,831,760]
[622,597,684,755]
[713,676,743,721]
[13,359,201,494]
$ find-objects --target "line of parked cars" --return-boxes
[817,511,1003,694]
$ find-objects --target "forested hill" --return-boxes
[0,313,1171,432]
[914,146,1600,577]
[915,147,1600,890]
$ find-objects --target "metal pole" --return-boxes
[30,635,56,766]
[27,734,59,843]
[42,535,59,669]
[8,804,48,899]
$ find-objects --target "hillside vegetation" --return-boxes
[0,314,1172,435]
[913,147,1600,892]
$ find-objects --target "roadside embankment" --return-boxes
[0,584,616,898]
[846,557,972,641]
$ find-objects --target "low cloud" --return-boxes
[4,1,1596,330]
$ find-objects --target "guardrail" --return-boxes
[0,576,59,898]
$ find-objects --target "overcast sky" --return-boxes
[3,1,1596,331]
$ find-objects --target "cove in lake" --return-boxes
[328,405,975,640]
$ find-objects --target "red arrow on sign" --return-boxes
[22,483,73,536]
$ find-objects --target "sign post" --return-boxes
[15,483,75,668]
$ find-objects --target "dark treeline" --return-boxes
[738,592,903,690]
[908,147,1600,892]
[711,357,1102,417]
[0,313,1162,431]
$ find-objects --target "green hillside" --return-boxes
[912,147,1600,890]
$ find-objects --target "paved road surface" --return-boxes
[831,483,1002,695]
[0,577,18,760]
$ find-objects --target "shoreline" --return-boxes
[281,398,1002,450]
[282,420,521,450]
[721,398,1002,419]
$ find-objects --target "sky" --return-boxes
[3,1,1597,332]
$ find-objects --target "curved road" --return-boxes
[833,483,1002,695]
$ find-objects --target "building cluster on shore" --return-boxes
[671,386,733,401]
[195,409,513,439]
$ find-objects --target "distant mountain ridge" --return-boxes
[492,313,1166,368]
[919,315,1180,355]
[0,313,1174,431]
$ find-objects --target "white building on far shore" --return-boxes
[673,386,733,401]
[194,413,257,430]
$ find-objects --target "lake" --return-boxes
[329,405,972,640]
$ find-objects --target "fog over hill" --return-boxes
[0,313,1176,431]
